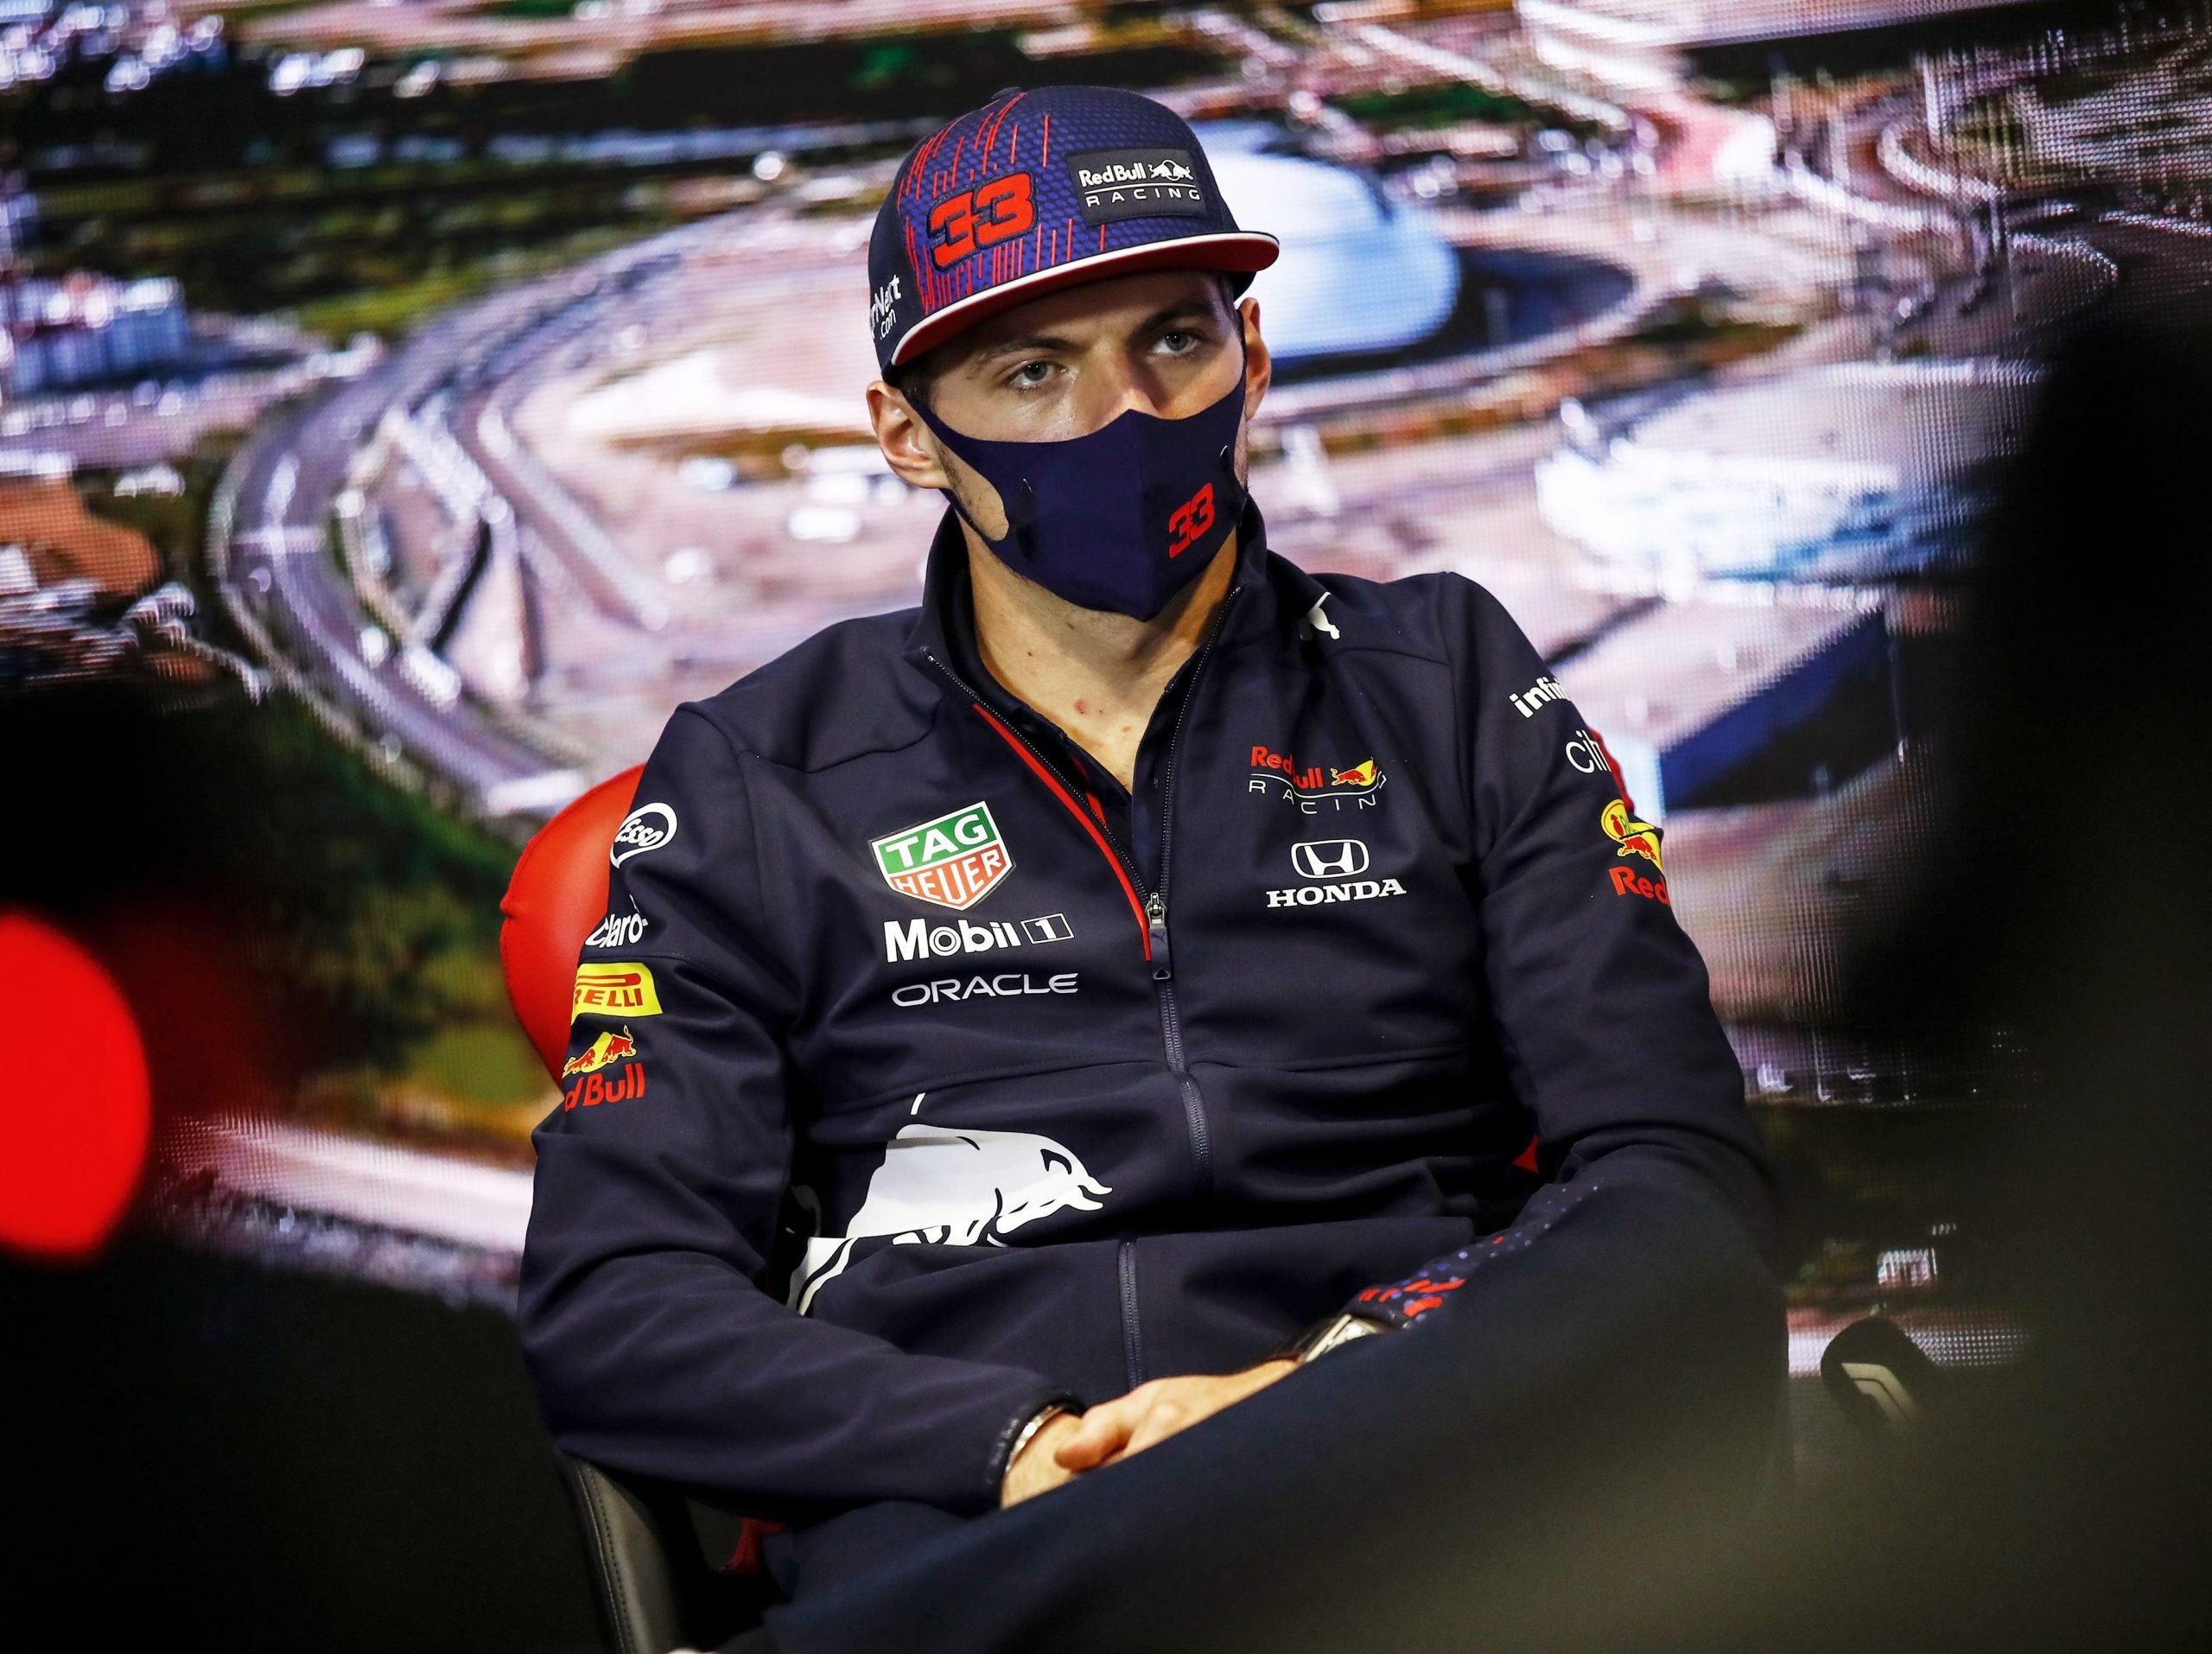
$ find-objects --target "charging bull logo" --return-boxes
[790,1124,1111,1314]
[562,1027,637,1079]
[1600,798,1663,872]
[1329,758,1379,788]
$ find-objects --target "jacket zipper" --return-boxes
[1142,588,1240,1198]
[956,688,1153,955]
[927,593,1239,1208]
[1116,1239,1145,1390]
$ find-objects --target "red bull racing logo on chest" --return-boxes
[1247,745,1388,813]
[871,802,1014,912]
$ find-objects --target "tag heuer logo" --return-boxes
[871,802,1014,911]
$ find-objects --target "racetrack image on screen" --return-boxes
[4,0,2205,1446]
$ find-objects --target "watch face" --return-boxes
[1298,1314,1384,1363]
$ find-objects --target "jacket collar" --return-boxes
[900,492,1313,678]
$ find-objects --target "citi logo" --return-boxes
[1510,675,1565,718]
[1291,839,1370,880]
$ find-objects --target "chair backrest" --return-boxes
[501,765,642,1078]
[550,1450,767,1654]
[505,770,769,1650]
[551,1449,696,1654]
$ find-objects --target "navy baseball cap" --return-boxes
[868,85,1279,373]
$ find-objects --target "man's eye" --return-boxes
[1007,361,1054,390]
[1157,330,1201,355]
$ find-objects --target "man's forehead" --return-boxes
[950,270,1230,359]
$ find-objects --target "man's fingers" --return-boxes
[1053,1403,1131,1469]
[1052,1367,1292,1474]
[1119,1396,1197,1460]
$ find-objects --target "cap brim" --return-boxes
[887,231,1281,368]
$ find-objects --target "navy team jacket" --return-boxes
[517,495,1779,1521]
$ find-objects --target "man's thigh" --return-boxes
[760,1499,975,1607]
[739,1173,1785,1654]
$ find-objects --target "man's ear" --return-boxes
[1237,296,1272,422]
[868,379,951,491]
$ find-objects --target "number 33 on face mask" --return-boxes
[929,174,1037,267]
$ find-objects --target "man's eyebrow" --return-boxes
[962,298,1224,368]
[966,328,1077,366]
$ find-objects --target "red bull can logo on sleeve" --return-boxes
[1600,798,1663,873]
[562,1027,638,1079]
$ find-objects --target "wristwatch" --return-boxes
[1004,1402,1074,1470]
[1281,1310,1394,1365]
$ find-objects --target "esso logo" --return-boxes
[611,803,678,868]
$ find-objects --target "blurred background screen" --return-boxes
[0,0,2205,1642]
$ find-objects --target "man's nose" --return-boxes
[1094,356,1166,420]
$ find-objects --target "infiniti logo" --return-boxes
[1291,839,1370,880]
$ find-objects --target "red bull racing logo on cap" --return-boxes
[872,802,1014,912]
[1068,146,1207,224]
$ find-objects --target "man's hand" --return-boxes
[1055,1359,1297,1476]
[1001,1410,1087,1507]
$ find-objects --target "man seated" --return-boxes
[519,85,1783,1651]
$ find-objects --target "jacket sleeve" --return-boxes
[517,706,1074,1517]
[1338,579,1782,1332]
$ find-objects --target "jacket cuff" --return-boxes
[983,1390,1084,1506]
[1344,1274,1470,1329]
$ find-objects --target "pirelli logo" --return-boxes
[572,961,663,1022]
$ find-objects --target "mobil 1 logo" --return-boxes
[885,912,1074,963]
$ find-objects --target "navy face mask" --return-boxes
[910,347,1249,621]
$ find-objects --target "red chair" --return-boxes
[500,765,641,1080]
[501,764,772,1653]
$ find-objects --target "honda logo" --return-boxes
[1290,839,1370,880]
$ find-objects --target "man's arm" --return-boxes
[1005,580,1783,1482]
[1327,577,1782,1333]
[517,706,1074,1517]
